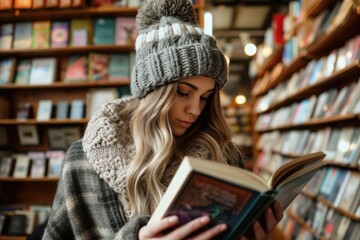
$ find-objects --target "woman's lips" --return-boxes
[178,120,193,128]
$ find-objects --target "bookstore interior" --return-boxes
[0,0,359,239]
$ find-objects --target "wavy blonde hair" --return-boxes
[125,81,243,217]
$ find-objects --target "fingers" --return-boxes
[271,201,284,222]
[252,221,266,240]
[191,223,227,240]
[166,215,213,240]
[139,215,179,239]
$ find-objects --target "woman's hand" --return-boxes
[139,215,227,240]
[240,201,284,240]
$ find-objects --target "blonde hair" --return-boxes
[125,82,242,217]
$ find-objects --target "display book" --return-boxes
[149,151,326,240]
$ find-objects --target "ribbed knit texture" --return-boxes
[131,0,228,97]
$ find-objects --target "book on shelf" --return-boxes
[14,0,32,8]
[63,126,81,147]
[32,21,51,49]
[6,214,27,236]
[46,0,59,8]
[50,21,70,48]
[28,151,46,178]
[17,125,40,146]
[64,55,88,82]
[29,58,57,85]
[13,210,35,235]
[109,54,130,82]
[70,18,93,46]
[12,154,31,178]
[16,102,33,120]
[55,100,69,119]
[337,172,360,213]
[0,0,13,10]
[86,88,118,118]
[0,58,16,84]
[46,150,65,177]
[0,127,8,146]
[47,128,67,149]
[149,152,326,239]
[115,17,137,45]
[32,0,45,8]
[14,59,32,85]
[13,22,32,49]
[0,23,13,49]
[59,0,71,8]
[89,53,109,81]
[69,99,85,119]
[36,100,53,121]
[0,156,13,177]
[72,0,85,7]
[93,17,115,45]
[0,96,10,118]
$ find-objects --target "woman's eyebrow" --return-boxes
[179,82,214,92]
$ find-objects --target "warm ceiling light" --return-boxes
[244,43,257,56]
[235,95,246,105]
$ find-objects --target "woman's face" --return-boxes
[169,76,215,137]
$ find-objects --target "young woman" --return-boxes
[43,0,283,239]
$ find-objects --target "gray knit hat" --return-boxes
[130,0,228,98]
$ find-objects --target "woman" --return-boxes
[43,0,283,239]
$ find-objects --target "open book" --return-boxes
[150,151,326,239]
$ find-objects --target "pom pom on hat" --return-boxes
[131,0,228,98]
[136,0,198,31]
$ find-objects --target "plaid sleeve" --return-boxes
[42,140,149,240]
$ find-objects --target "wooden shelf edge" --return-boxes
[0,81,130,90]
[0,118,88,125]
[0,236,27,240]
[0,177,59,182]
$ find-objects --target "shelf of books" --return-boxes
[250,0,360,239]
[0,0,206,238]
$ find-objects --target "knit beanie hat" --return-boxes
[131,0,228,98]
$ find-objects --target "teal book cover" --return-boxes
[109,54,130,82]
[93,17,115,45]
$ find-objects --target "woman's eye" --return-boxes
[200,96,208,101]
[177,91,189,96]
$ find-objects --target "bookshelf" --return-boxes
[0,1,206,239]
[251,0,360,239]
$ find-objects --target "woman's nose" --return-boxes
[186,99,201,116]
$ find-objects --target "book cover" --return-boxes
[50,21,69,48]
[28,151,46,178]
[17,125,39,146]
[70,18,93,46]
[149,152,326,239]
[47,128,66,149]
[55,100,69,119]
[7,214,27,235]
[59,0,71,7]
[108,54,130,82]
[32,0,44,8]
[0,23,13,49]
[13,154,30,178]
[338,172,360,212]
[88,53,109,81]
[16,102,33,119]
[29,58,57,85]
[46,150,65,177]
[63,126,80,147]
[72,0,84,7]
[14,59,32,85]
[93,17,115,45]
[13,22,32,49]
[115,17,137,46]
[36,100,53,121]
[14,0,31,8]
[32,21,51,49]
[64,55,88,82]
[45,0,58,8]
[0,58,16,84]
[0,156,13,177]
[0,0,13,9]
[69,99,84,119]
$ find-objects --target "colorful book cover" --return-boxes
[0,23,14,49]
[89,53,109,81]
[115,17,137,46]
[13,22,32,49]
[108,54,129,82]
[51,21,69,47]
[28,151,46,178]
[0,0,12,11]
[0,58,16,84]
[28,58,57,85]
[14,0,32,8]
[14,59,32,85]
[46,150,65,177]
[64,55,88,82]
[32,21,51,49]
[32,0,45,9]
[70,18,93,46]
[93,17,115,45]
